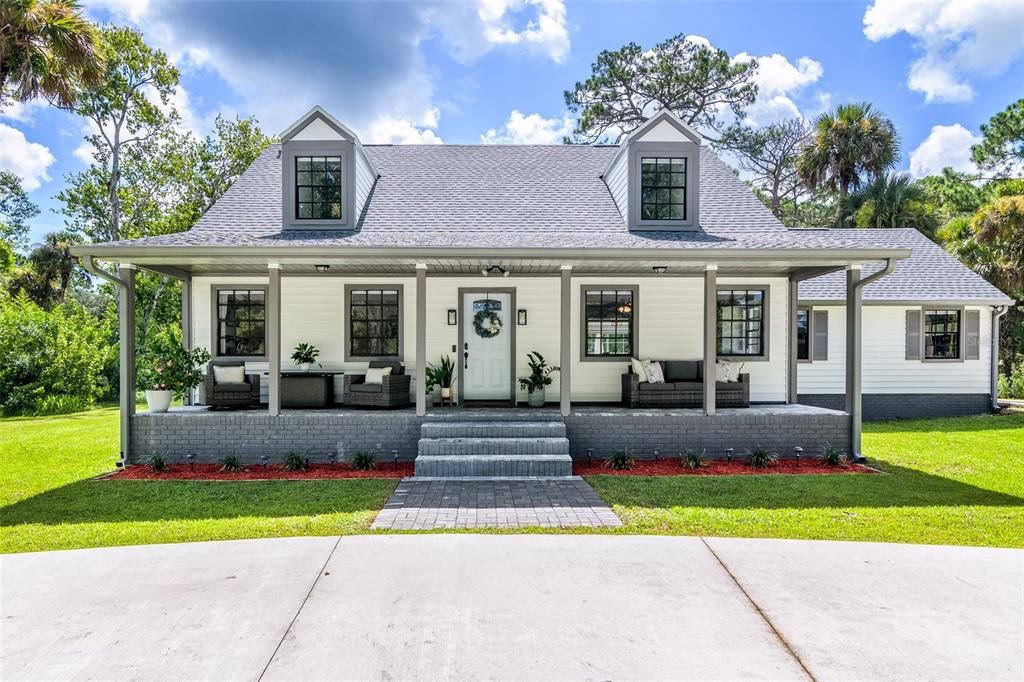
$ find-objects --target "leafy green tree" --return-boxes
[719,118,811,222]
[798,102,900,225]
[916,168,992,223]
[0,0,104,107]
[972,98,1023,177]
[841,174,938,234]
[0,170,39,249]
[564,34,758,143]
[6,230,84,308]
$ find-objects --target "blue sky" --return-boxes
[2,0,1022,245]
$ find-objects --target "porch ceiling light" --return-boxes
[314,264,330,273]
[652,266,667,274]
[481,265,508,277]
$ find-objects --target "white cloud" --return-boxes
[732,51,825,126]
[908,123,980,178]
[431,0,570,64]
[365,110,444,144]
[0,99,47,125]
[864,0,1024,103]
[0,124,55,190]
[480,110,573,144]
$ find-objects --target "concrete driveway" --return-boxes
[2,536,1021,681]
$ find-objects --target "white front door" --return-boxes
[462,292,512,401]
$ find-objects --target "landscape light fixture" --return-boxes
[260,455,268,469]
[794,446,803,467]
[725,447,734,464]
[187,453,196,471]
[328,453,337,468]
[481,265,509,277]
[652,266,667,274]
[314,264,330,273]
[392,449,400,470]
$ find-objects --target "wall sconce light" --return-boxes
[517,309,528,325]
[652,266,667,274]
[447,309,457,325]
[314,264,330,273]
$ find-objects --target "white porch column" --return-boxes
[560,265,572,416]
[845,265,862,460]
[703,264,717,416]
[416,264,427,416]
[267,264,282,416]
[787,276,798,404]
[118,264,136,464]
[181,275,193,405]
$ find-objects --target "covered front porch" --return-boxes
[80,245,908,465]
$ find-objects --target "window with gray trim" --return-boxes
[216,289,265,357]
[583,288,634,357]
[717,289,765,357]
[349,289,400,357]
[924,309,960,359]
[796,309,810,361]
[295,156,342,220]
[640,157,686,220]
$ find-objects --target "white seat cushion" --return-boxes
[363,366,393,385]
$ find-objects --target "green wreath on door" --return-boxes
[472,309,503,338]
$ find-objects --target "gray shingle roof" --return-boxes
[799,228,1010,303]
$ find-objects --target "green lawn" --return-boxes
[1,407,1021,553]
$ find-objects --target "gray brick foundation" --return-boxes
[798,393,994,421]
[130,404,850,464]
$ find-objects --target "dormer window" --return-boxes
[640,157,687,221]
[295,156,342,220]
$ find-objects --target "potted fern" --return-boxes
[291,342,321,371]
[425,355,456,403]
[518,351,559,407]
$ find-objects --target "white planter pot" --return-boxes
[440,387,452,399]
[300,363,311,372]
[527,389,545,408]
[145,389,173,413]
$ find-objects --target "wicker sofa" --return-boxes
[343,360,411,408]
[622,360,750,408]
[203,359,261,409]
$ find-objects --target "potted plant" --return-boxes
[425,355,456,404]
[518,351,559,407]
[141,337,211,413]
[291,342,321,371]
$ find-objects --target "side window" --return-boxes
[216,289,266,357]
[583,288,636,358]
[796,309,810,361]
[717,288,766,358]
[924,309,961,360]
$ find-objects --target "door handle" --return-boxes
[464,351,469,369]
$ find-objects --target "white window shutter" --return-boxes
[906,310,921,360]
[812,310,828,361]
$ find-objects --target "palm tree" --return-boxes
[27,229,81,303]
[798,102,900,226]
[842,174,939,234]
[0,0,105,107]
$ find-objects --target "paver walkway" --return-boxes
[371,477,622,529]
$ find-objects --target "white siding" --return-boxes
[635,119,690,142]
[289,117,344,141]
[354,146,376,220]
[604,150,628,221]
[192,275,791,404]
[798,305,992,394]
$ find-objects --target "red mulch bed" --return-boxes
[573,459,874,476]
[108,462,413,480]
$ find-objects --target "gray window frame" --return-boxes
[343,284,404,362]
[796,306,812,363]
[210,284,269,361]
[628,141,699,230]
[281,140,355,229]
[716,285,771,362]
[922,306,965,363]
[579,284,639,362]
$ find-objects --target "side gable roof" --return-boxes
[279,105,358,142]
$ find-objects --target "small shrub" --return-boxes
[747,446,778,468]
[219,454,243,472]
[605,448,635,470]
[282,451,310,472]
[680,449,705,470]
[820,442,848,467]
[148,455,167,473]
[351,451,376,471]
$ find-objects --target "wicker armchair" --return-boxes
[343,360,411,408]
[203,359,261,409]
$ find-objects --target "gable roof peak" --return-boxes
[279,105,359,143]
[625,109,702,146]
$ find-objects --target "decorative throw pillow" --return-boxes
[213,365,245,384]
[643,360,665,384]
[363,366,393,385]
[715,361,739,383]
[630,357,649,382]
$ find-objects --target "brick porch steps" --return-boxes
[414,420,573,478]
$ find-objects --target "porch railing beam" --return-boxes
[268,264,282,416]
[703,264,717,416]
[560,265,572,416]
[416,264,427,416]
